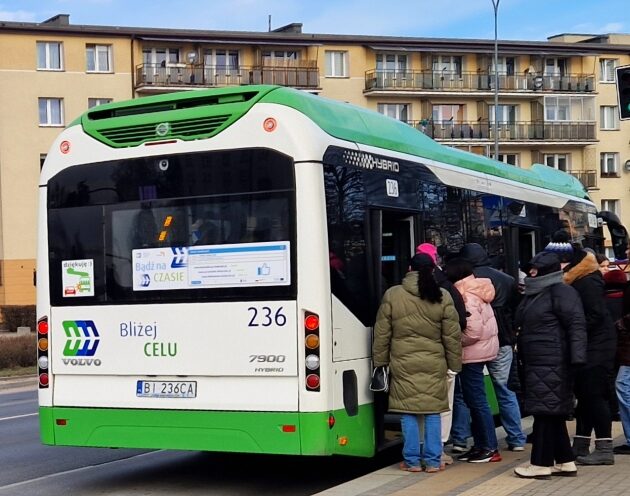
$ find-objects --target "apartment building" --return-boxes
[0,14,629,304]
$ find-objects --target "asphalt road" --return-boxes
[0,384,398,496]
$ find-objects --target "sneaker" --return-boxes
[441,452,454,465]
[399,462,422,472]
[613,444,630,455]
[550,461,577,477]
[508,445,525,452]
[468,449,502,463]
[514,464,552,480]
[451,444,468,454]
[457,447,482,461]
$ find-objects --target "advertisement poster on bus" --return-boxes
[61,259,95,297]
[132,241,291,291]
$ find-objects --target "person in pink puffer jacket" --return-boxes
[446,258,501,463]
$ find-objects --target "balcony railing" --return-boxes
[365,70,595,93]
[569,170,597,189]
[136,63,319,89]
[406,120,596,141]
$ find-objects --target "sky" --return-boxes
[1,0,629,41]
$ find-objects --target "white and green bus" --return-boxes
[38,85,603,457]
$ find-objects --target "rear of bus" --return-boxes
[37,86,376,457]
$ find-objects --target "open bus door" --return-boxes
[598,211,630,270]
[506,225,540,281]
[369,209,418,449]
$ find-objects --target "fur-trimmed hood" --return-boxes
[563,251,600,285]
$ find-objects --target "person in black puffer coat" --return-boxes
[563,246,617,465]
[513,252,587,480]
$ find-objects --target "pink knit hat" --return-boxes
[416,243,438,264]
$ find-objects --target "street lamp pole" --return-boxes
[492,0,500,161]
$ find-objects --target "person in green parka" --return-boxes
[373,253,462,472]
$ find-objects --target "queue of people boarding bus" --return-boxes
[372,231,628,479]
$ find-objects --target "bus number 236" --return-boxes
[247,306,287,327]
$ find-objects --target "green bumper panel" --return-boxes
[39,404,376,457]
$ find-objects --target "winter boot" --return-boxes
[576,438,615,465]
[572,436,591,458]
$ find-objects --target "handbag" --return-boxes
[369,365,390,392]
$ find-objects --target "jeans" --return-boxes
[487,345,526,448]
[459,362,498,451]
[617,365,630,446]
[451,375,472,447]
[401,413,442,469]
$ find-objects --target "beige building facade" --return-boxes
[0,14,629,304]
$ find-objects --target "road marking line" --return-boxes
[0,450,160,491]
[0,412,38,422]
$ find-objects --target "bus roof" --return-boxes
[76,84,590,201]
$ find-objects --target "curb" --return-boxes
[0,374,37,391]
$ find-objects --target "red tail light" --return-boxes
[304,311,321,392]
[37,316,49,389]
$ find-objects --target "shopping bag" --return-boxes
[369,365,390,392]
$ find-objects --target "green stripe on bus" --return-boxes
[39,404,376,457]
[260,87,588,200]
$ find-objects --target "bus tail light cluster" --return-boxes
[304,312,320,392]
[37,316,49,388]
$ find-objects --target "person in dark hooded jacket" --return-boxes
[513,252,587,479]
[459,243,526,451]
[563,244,617,465]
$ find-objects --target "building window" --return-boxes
[432,55,462,77]
[600,152,620,177]
[86,44,112,72]
[490,57,516,76]
[88,98,113,108]
[377,103,409,122]
[489,105,518,124]
[325,51,348,77]
[545,97,571,121]
[37,41,62,70]
[38,98,63,126]
[600,106,619,130]
[432,104,463,122]
[262,50,299,64]
[143,47,180,66]
[600,58,618,82]
[544,154,570,172]
[376,53,408,71]
[601,199,619,215]
[544,58,568,76]
[491,153,519,166]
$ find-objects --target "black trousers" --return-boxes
[574,365,612,438]
[530,415,574,467]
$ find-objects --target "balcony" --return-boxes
[365,70,595,94]
[407,120,596,142]
[569,170,598,190]
[135,63,320,91]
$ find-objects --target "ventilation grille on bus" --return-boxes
[96,115,231,145]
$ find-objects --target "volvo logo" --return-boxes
[155,122,170,137]
[62,320,100,357]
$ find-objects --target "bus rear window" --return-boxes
[47,149,296,305]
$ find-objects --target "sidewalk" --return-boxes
[315,420,628,496]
